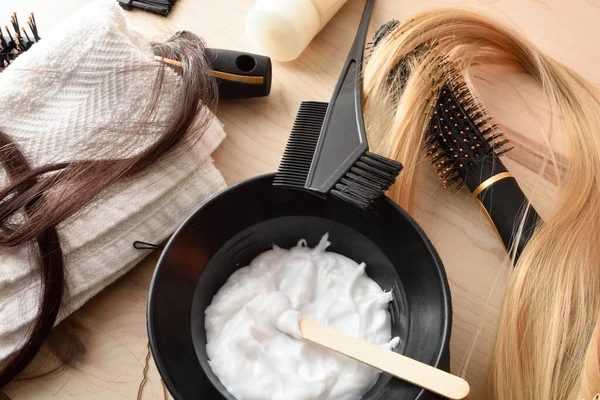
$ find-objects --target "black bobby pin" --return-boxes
[133,241,165,251]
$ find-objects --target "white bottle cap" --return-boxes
[246,0,321,62]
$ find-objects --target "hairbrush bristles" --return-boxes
[369,19,400,51]
[367,20,442,99]
[0,12,39,69]
[424,67,513,189]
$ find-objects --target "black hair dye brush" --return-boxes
[274,0,403,210]
[424,69,541,259]
[0,12,40,69]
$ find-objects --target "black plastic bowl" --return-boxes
[147,173,452,400]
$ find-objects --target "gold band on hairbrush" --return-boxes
[472,172,513,198]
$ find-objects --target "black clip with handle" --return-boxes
[152,45,272,100]
[205,48,272,99]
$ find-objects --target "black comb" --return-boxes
[274,0,402,210]
[425,68,541,259]
[1,12,40,69]
[275,101,329,188]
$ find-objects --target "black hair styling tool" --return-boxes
[0,12,40,69]
[118,0,176,17]
[370,20,541,261]
[205,48,271,99]
[153,45,272,100]
[425,69,541,260]
[274,0,403,210]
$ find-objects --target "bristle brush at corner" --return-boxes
[0,12,40,69]
[274,0,403,211]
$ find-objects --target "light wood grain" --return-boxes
[0,0,599,399]
[300,317,470,399]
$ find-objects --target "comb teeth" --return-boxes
[424,69,513,189]
[274,101,329,188]
[330,152,402,210]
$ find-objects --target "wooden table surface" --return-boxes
[1,0,599,399]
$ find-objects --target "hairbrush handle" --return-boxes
[473,173,541,260]
[205,48,272,99]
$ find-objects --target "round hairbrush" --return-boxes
[424,68,541,260]
[368,20,541,260]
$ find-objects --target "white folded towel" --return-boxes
[0,1,227,360]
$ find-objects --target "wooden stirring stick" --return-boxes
[300,317,470,400]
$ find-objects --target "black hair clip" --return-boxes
[153,46,273,99]
[117,0,178,17]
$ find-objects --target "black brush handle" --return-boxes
[205,48,272,99]
[305,0,375,192]
[474,175,541,260]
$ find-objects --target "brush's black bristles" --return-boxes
[367,20,443,103]
[366,19,400,53]
[0,12,39,69]
[274,101,329,188]
[424,69,513,189]
[330,151,402,210]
